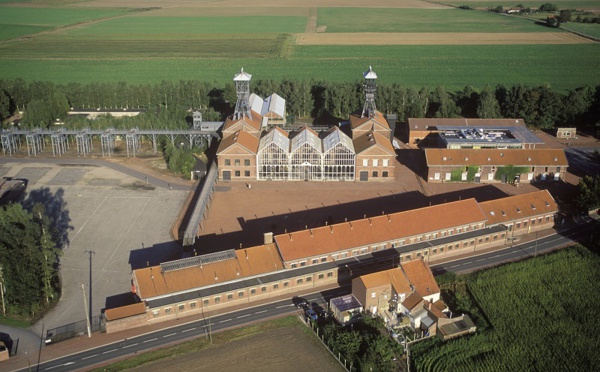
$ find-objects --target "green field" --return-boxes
[0,6,125,27]
[1,44,598,91]
[67,16,307,37]
[563,22,600,39]
[317,7,560,33]
[0,24,47,40]
[447,1,600,10]
[412,245,600,371]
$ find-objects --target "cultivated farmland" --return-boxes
[412,245,600,371]
[0,0,598,90]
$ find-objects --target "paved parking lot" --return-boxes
[0,160,189,340]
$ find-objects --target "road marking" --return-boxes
[182,328,196,333]
[219,318,232,323]
[143,338,157,343]
[123,343,138,348]
[237,314,251,318]
[163,333,176,338]
[255,310,267,314]
[276,304,294,308]
[449,264,461,268]
[102,349,118,354]
[45,362,75,370]
[476,258,485,262]
[464,261,472,264]
[82,354,98,360]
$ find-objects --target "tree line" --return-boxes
[0,202,62,319]
[1,79,599,134]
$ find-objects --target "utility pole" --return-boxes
[85,250,95,325]
[81,283,92,338]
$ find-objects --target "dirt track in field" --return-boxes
[296,32,596,45]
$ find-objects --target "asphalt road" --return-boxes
[19,219,597,372]
[17,288,348,372]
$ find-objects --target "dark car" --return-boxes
[311,302,327,318]
[292,296,309,309]
[305,308,318,321]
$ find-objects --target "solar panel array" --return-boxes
[160,249,237,272]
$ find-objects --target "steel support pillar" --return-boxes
[51,133,67,157]
[126,133,140,157]
[25,133,43,156]
[1,133,18,156]
[76,133,92,157]
[100,133,114,157]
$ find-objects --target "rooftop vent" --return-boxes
[527,157,532,161]
[490,211,495,216]
[487,157,491,161]
[443,156,447,161]
[531,203,536,210]
[500,153,504,157]
[517,208,521,213]
[501,210,506,216]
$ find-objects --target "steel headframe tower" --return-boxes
[233,67,252,120]
[361,66,378,119]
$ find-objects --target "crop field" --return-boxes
[563,22,600,39]
[317,7,559,33]
[445,1,600,10]
[412,245,600,371]
[1,44,599,91]
[67,15,307,37]
[0,0,598,91]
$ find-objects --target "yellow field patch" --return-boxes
[296,32,596,45]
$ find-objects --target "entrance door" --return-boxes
[304,166,310,181]
[222,170,231,181]
[360,171,368,182]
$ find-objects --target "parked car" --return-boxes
[292,296,309,309]
[312,303,327,318]
[305,308,318,321]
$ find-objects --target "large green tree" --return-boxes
[576,175,600,211]
[0,203,62,317]
[477,85,500,118]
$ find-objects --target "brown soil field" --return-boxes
[127,324,345,372]
[296,32,596,45]
[77,0,448,9]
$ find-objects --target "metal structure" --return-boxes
[25,130,44,156]
[289,127,323,181]
[233,68,252,120]
[1,127,220,157]
[361,66,378,119]
[183,160,218,246]
[257,128,290,180]
[323,128,356,181]
[1,131,19,156]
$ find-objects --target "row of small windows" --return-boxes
[224,159,251,166]
[152,272,335,316]
[361,159,390,167]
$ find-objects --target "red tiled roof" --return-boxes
[134,244,284,299]
[349,110,390,130]
[401,260,440,298]
[104,302,146,321]
[425,148,568,167]
[222,113,263,132]
[274,198,486,262]
[217,130,260,155]
[478,190,558,226]
[353,131,394,154]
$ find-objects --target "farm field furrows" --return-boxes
[413,246,600,371]
[317,7,562,33]
[1,44,599,91]
[66,15,307,37]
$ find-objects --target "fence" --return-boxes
[45,315,103,344]
[305,317,351,372]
